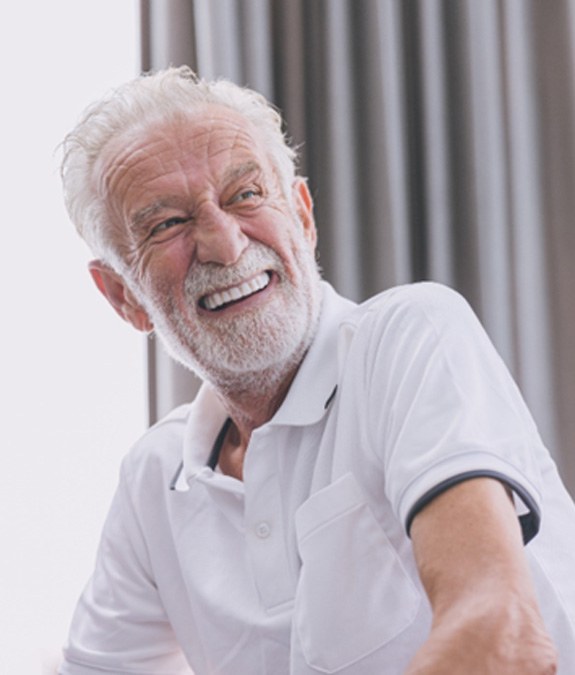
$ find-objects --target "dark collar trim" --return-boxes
[169,417,232,490]
[207,417,232,470]
[169,461,183,491]
[324,385,338,409]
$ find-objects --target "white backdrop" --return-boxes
[0,2,145,672]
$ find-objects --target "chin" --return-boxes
[158,299,321,389]
[152,262,323,389]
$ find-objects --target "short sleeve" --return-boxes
[59,461,192,675]
[354,283,544,542]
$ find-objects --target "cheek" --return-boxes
[255,213,306,260]
[135,238,193,292]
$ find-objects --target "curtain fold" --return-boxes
[141,0,575,496]
[415,0,455,287]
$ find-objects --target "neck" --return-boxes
[207,357,303,481]
[211,354,303,440]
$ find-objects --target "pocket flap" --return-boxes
[295,472,365,543]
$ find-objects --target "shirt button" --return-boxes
[255,521,271,539]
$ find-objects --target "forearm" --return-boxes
[405,593,556,674]
[406,478,557,674]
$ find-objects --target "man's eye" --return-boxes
[233,189,260,203]
[150,217,187,237]
[239,189,257,200]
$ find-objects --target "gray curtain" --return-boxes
[141,0,575,497]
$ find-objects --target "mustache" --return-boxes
[184,243,283,298]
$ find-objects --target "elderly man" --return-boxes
[59,66,574,674]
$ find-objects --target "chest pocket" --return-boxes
[294,473,420,673]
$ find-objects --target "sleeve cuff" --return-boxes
[405,469,541,545]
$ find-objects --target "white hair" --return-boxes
[59,66,298,272]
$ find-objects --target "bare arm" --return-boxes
[406,477,557,674]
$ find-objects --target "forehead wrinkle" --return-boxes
[98,134,169,199]
[197,115,287,199]
[202,117,258,160]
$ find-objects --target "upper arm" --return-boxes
[410,476,529,612]
[407,477,557,673]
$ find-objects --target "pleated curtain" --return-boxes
[141,0,575,497]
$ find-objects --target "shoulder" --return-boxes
[338,282,479,358]
[120,403,191,488]
[357,281,472,325]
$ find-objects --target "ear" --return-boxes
[88,260,153,333]
[292,178,317,249]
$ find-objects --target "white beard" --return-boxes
[144,238,322,392]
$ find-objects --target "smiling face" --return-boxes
[95,106,322,387]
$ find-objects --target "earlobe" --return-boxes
[88,260,153,333]
[293,178,317,247]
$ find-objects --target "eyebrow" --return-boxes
[130,199,181,230]
[222,160,262,185]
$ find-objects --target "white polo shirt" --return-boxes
[60,282,575,675]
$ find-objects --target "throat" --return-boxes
[217,420,248,481]
[210,359,303,481]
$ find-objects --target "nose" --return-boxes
[194,204,249,265]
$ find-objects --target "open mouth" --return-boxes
[200,271,272,311]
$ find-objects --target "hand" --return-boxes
[404,597,557,674]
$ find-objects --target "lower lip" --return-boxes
[198,272,277,316]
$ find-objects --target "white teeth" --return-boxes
[203,272,270,310]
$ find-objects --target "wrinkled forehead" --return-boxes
[94,104,274,197]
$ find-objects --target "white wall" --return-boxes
[0,2,145,672]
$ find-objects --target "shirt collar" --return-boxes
[182,282,356,478]
[182,383,228,480]
[266,281,356,426]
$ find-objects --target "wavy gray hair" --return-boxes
[60,66,298,273]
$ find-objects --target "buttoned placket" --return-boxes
[242,424,297,613]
